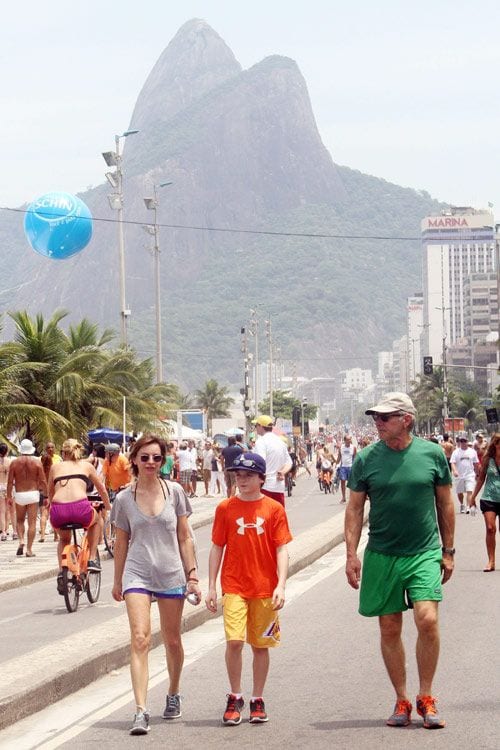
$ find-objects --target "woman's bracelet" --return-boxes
[187,577,199,583]
[187,567,197,576]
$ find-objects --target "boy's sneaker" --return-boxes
[249,698,268,723]
[163,693,182,719]
[223,694,244,725]
[459,504,465,513]
[129,710,150,735]
[386,699,412,727]
[416,695,445,729]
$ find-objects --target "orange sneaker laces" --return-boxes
[394,699,411,714]
[418,695,437,714]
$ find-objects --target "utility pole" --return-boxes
[241,327,251,430]
[265,318,273,418]
[249,309,259,414]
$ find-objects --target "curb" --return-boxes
[0,510,215,595]
[0,510,360,730]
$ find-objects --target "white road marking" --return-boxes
[0,532,368,750]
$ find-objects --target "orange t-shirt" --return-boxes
[211,495,292,598]
[103,454,131,491]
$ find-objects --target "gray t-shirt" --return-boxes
[114,480,192,593]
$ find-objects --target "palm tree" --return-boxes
[2,309,181,445]
[194,379,234,434]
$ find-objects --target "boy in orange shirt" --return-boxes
[206,452,292,726]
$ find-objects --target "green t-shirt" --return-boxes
[347,436,452,556]
[481,458,500,503]
[160,455,175,476]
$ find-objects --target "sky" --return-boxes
[1,0,499,216]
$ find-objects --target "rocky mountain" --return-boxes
[0,19,442,390]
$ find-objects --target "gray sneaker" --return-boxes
[163,694,182,719]
[130,710,150,735]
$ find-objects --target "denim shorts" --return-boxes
[123,586,186,599]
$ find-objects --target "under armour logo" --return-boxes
[236,516,265,535]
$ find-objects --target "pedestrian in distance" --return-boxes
[112,434,201,736]
[206,451,292,726]
[450,436,480,513]
[344,392,455,729]
[40,441,62,542]
[336,435,356,502]
[0,443,13,541]
[221,436,243,496]
[252,415,292,507]
[102,443,131,497]
[6,439,48,557]
[470,432,500,572]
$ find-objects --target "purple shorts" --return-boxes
[50,498,94,529]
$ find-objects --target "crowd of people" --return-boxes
[0,398,498,734]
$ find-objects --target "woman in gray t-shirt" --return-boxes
[112,434,201,736]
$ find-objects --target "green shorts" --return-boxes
[359,547,443,617]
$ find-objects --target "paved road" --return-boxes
[1,508,497,749]
[0,473,340,662]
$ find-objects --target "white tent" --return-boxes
[161,419,205,442]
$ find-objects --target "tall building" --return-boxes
[407,292,423,382]
[421,207,496,363]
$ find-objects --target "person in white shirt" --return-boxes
[201,440,214,496]
[252,415,292,507]
[336,435,357,503]
[450,436,480,513]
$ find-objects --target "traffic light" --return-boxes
[423,356,433,375]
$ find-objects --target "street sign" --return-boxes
[485,407,498,424]
[423,356,433,375]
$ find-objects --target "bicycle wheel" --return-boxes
[62,567,80,613]
[86,549,101,603]
[103,518,116,558]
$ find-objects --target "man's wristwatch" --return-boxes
[441,547,455,555]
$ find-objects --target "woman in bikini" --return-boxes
[48,439,110,590]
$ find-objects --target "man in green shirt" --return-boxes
[345,392,455,730]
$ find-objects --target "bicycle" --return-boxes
[321,469,333,494]
[59,502,104,613]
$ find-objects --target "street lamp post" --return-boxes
[143,181,173,383]
[102,129,139,346]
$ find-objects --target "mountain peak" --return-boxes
[128,19,241,131]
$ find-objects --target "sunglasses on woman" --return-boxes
[139,454,163,463]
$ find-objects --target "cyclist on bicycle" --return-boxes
[320,446,335,487]
[48,439,111,592]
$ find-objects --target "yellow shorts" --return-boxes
[222,593,281,648]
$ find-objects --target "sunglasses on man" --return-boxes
[371,412,405,423]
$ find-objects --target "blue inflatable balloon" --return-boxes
[24,191,93,260]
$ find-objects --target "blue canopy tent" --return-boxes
[87,428,129,444]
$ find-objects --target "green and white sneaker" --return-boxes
[130,710,150,735]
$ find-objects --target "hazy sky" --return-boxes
[2,0,499,216]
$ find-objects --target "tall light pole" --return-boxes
[143,181,173,382]
[249,309,259,414]
[265,318,273,417]
[102,129,139,346]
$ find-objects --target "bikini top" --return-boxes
[53,473,94,492]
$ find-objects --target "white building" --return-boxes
[421,207,496,363]
[407,292,424,382]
